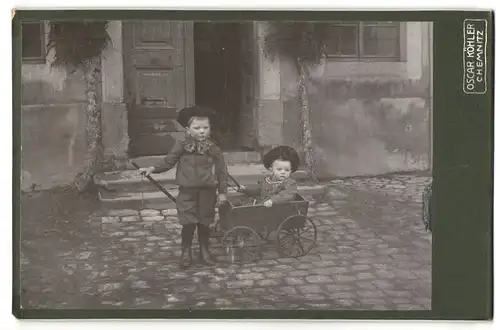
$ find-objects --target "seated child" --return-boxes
[238,145,300,207]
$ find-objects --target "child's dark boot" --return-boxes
[180,224,196,270]
[179,246,192,270]
[198,224,216,266]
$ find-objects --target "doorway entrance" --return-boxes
[124,21,257,157]
[194,22,256,151]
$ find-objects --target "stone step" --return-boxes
[125,151,261,169]
[99,184,327,211]
[95,164,271,191]
[95,164,308,193]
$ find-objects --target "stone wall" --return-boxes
[20,21,88,189]
[258,21,432,178]
[282,79,430,178]
[21,21,128,190]
[21,104,87,191]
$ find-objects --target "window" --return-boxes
[325,21,403,61]
[22,21,46,63]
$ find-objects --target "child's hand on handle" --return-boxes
[139,166,155,177]
[218,193,228,204]
[263,199,273,208]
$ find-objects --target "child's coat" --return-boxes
[242,177,298,204]
[153,137,227,225]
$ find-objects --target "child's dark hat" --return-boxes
[177,105,217,128]
[263,145,300,172]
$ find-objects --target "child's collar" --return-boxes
[183,135,214,154]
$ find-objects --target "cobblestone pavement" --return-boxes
[20,174,432,311]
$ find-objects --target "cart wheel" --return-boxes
[276,215,317,257]
[222,226,262,264]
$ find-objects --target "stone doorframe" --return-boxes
[100,21,129,170]
[98,21,289,169]
[253,21,286,151]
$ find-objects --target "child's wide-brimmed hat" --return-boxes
[263,145,300,173]
[177,105,218,128]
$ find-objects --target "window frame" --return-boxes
[325,21,406,62]
[22,20,46,64]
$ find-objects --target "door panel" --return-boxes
[133,21,173,47]
[124,20,194,157]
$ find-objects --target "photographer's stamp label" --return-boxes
[463,19,488,94]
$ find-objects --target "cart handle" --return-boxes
[226,174,258,202]
[228,173,242,190]
[132,162,177,203]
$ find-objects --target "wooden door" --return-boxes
[123,20,194,157]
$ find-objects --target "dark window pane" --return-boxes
[325,25,358,56]
[22,22,43,58]
[362,25,399,57]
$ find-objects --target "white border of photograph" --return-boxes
[2,0,496,329]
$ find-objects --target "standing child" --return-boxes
[238,145,300,207]
[139,106,228,270]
